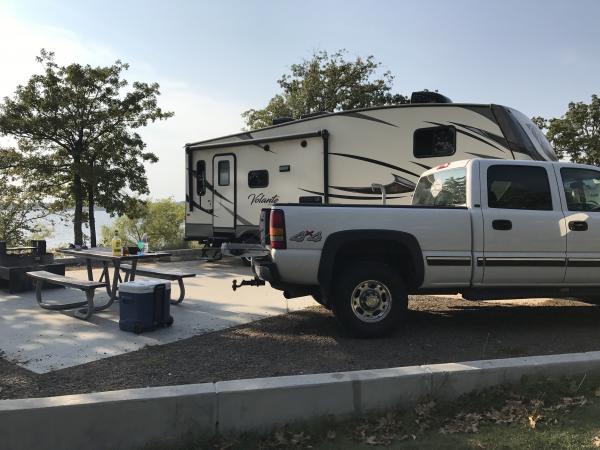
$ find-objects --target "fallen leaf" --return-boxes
[364,435,380,445]
[415,401,435,417]
[273,430,287,445]
[290,431,310,445]
[528,414,541,429]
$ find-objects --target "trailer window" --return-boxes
[412,167,466,207]
[248,170,269,188]
[487,165,552,210]
[196,160,206,196]
[413,126,456,158]
[218,160,230,186]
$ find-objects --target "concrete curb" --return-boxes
[3,351,600,449]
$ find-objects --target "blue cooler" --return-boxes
[119,280,173,333]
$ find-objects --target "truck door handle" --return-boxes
[568,221,588,231]
[492,219,512,231]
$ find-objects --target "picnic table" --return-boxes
[58,248,171,309]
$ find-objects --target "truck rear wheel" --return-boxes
[332,262,407,338]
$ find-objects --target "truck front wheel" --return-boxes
[332,262,407,338]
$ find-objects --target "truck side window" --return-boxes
[560,168,600,211]
[248,170,269,188]
[218,160,230,186]
[487,165,552,210]
[196,160,206,196]
[412,167,466,207]
[413,126,456,158]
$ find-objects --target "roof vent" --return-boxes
[410,91,452,104]
[272,117,295,125]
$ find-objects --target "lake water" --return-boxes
[43,210,115,248]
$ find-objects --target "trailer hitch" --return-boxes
[232,277,266,291]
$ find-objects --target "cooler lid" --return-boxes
[119,280,171,294]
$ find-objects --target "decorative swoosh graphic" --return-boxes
[206,181,233,205]
[448,122,510,150]
[189,170,232,205]
[218,202,254,226]
[342,112,399,128]
[425,121,506,154]
[185,195,215,216]
[411,161,432,170]
[329,152,421,178]
[465,152,503,160]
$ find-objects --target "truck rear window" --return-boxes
[412,167,466,207]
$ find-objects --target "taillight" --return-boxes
[269,209,286,249]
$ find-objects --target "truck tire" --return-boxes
[332,261,407,338]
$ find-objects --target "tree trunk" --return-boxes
[88,186,96,247]
[73,173,84,245]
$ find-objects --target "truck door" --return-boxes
[557,166,600,284]
[212,154,236,230]
[479,161,567,285]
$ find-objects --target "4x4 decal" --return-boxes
[289,230,323,242]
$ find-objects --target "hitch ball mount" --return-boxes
[232,277,266,291]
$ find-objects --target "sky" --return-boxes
[1,0,599,200]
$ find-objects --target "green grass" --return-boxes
[149,374,600,450]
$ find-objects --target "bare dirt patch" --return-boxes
[1,295,600,399]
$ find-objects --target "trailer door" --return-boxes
[212,154,236,230]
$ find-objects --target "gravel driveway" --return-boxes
[1,295,600,399]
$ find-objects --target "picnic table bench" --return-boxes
[26,271,107,320]
[120,264,196,304]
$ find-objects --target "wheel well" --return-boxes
[332,239,417,288]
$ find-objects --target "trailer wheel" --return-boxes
[332,261,407,338]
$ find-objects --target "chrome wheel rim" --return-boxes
[350,279,392,323]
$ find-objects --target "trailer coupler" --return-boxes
[232,277,266,291]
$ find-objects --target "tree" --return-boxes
[100,198,186,251]
[0,148,52,244]
[242,50,407,130]
[0,50,173,246]
[533,95,600,164]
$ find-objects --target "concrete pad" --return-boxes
[0,259,316,373]
[0,383,216,450]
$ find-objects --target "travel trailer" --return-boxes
[184,92,556,248]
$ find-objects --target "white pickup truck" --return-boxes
[232,159,600,337]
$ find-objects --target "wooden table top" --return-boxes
[58,248,171,262]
